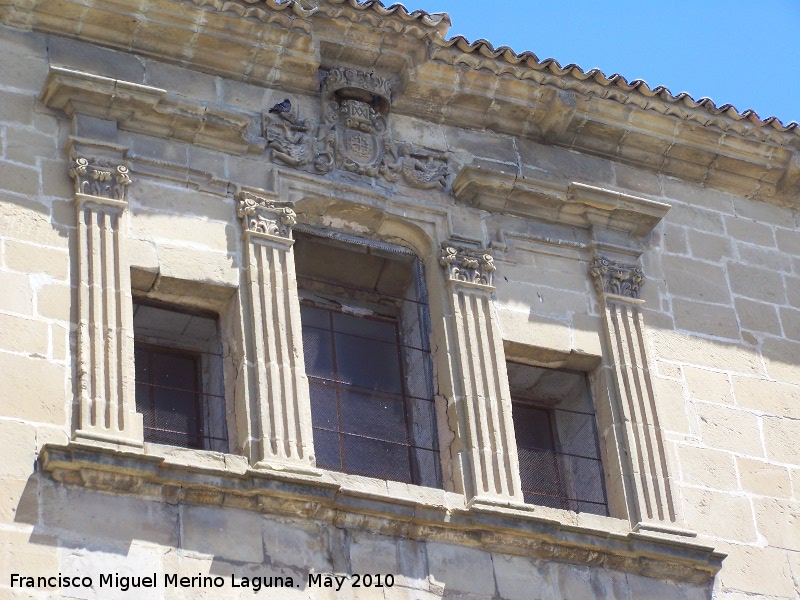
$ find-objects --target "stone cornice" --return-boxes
[39,443,725,585]
[453,167,670,238]
[10,0,798,206]
[40,67,262,155]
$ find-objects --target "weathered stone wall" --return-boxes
[0,15,798,600]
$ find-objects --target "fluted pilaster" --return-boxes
[439,242,522,504]
[238,191,315,472]
[70,156,143,447]
[591,255,683,533]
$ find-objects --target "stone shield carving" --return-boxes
[264,67,450,189]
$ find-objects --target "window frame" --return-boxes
[293,228,443,489]
[507,360,610,516]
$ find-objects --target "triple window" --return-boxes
[130,233,608,515]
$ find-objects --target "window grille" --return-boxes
[507,362,608,515]
[133,303,228,452]
[295,232,442,488]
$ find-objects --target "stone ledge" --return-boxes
[453,166,670,238]
[39,442,724,585]
[40,67,263,155]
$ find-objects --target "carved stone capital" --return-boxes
[69,156,131,201]
[237,192,296,239]
[439,242,496,288]
[590,255,644,299]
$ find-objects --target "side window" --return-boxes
[295,232,442,488]
[507,361,608,515]
[133,302,228,452]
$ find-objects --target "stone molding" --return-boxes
[438,242,496,289]
[38,442,725,585]
[590,254,685,533]
[11,0,798,205]
[265,79,450,188]
[590,255,645,300]
[321,67,394,104]
[69,156,132,201]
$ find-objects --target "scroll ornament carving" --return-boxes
[439,243,496,287]
[590,256,644,299]
[237,193,296,239]
[69,157,132,200]
[264,68,449,189]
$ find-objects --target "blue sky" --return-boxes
[407,1,800,126]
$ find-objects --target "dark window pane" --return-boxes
[300,305,331,330]
[512,404,555,451]
[313,428,341,470]
[302,327,333,378]
[509,362,608,515]
[300,299,440,489]
[333,312,397,343]
[339,390,407,444]
[517,446,564,497]
[309,381,338,430]
[134,344,201,448]
[342,434,411,483]
[335,332,401,392]
[151,352,196,392]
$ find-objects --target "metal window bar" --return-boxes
[301,301,442,488]
[513,401,609,516]
[134,344,228,452]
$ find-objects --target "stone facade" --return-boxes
[0,0,798,598]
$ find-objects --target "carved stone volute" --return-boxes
[439,242,496,289]
[69,156,131,201]
[590,255,644,299]
[237,191,296,240]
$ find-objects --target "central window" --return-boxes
[295,231,441,488]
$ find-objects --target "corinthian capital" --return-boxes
[590,255,644,299]
[236,191,296,240]
[439,242,496,288]
[69,156,131,201]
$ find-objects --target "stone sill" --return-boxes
[39,442,724,585]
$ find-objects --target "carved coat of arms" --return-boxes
[264,68,449,190]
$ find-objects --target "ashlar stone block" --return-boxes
[677,445,739,491]
[680,487,756,542]
[683,367,732,404]
[181,505,264,563]
[737,457,791,499]
[696,403,763,458]
[0,353,66,423]
[492,554,554,600]
[763,416,800,465]
[426,542,495,596]
[733,377,800,419]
